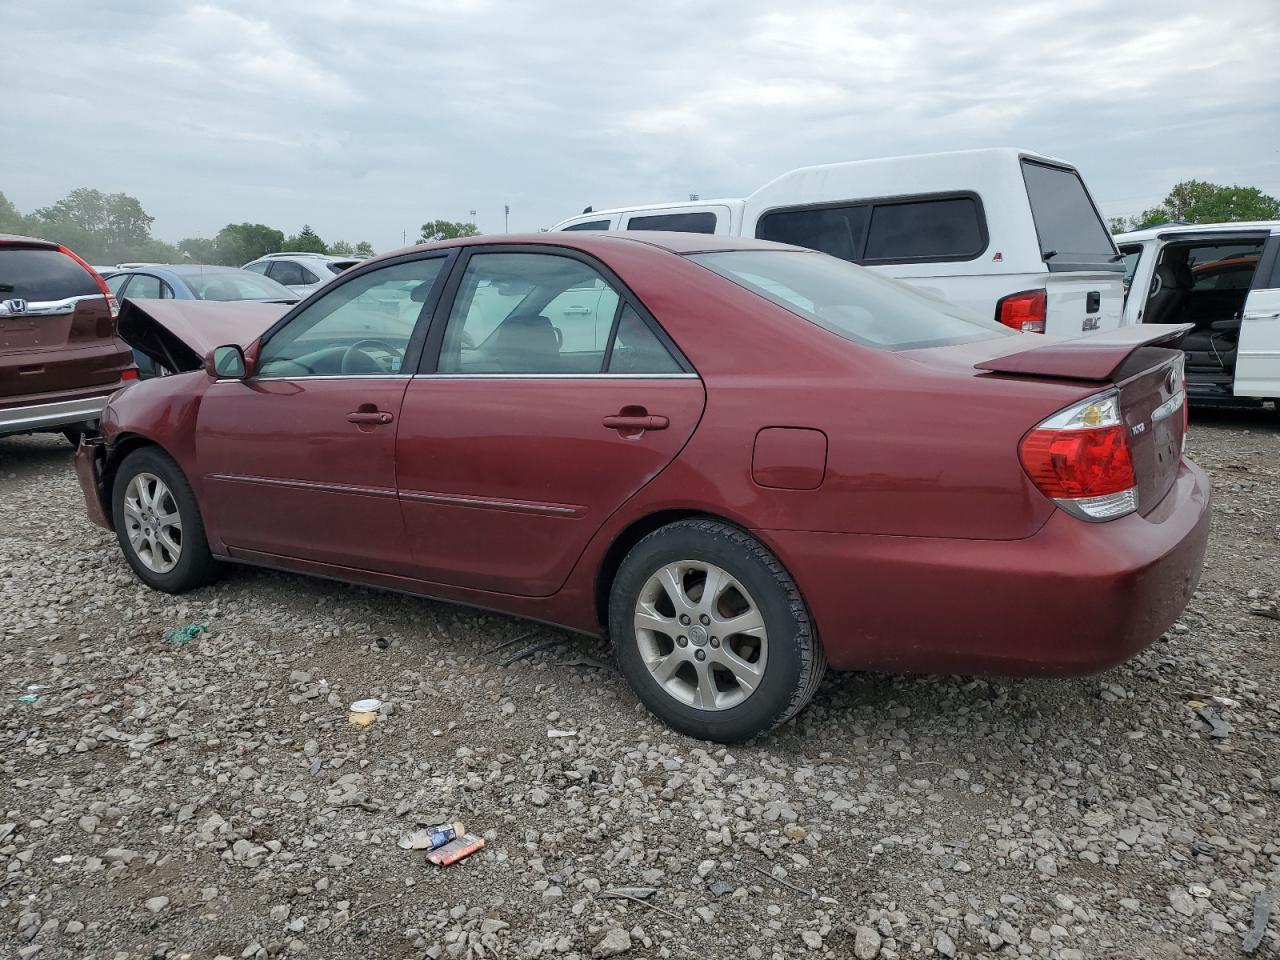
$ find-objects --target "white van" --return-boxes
[1115,221,1280,409]
[552,148,1125,338]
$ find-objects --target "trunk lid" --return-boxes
[910,323,1191,517]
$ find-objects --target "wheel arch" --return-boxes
[102,433,174,506]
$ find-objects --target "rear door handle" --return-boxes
[603,414,668,431]
[347,410,394,425]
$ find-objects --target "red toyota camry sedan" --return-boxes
[77,233,1210,742]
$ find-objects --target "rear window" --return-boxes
[183,271,297,301]
[756,206,868,261]
[327,260,359,274]
[626,212,717,234]
[0,247,100,302]
[691,249,1011,350]
[1020,160,1118,270]
[563,219,611,231]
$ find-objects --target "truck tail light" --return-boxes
[1019,391,1137,521]
[996,288,1047,333]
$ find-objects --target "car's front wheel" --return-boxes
[608,519,825,743]
[111,447,220,592]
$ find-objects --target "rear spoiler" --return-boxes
[975,324,1192,382]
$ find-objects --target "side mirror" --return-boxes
[207,344,247,379]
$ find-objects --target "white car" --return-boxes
[1115,221,1280,409]
[552,148,1124,339]
[243,252,362,296]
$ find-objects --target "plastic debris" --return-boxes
[349,698,381,727]
[163,623,206,645]
[1243,893,1274,954]
[547,729,578,738]
[1193,706,1233,739]
[708,880,736,896]
[426,833,484,866]
[374,637,390,650]
[398,821,464,851]
[18,694,38,704]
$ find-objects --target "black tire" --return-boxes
[608,518,826,743]
[111,446,220,592]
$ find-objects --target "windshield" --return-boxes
[182,269,297,301]
[689,250,1013,349]
[1020,160,1119,270]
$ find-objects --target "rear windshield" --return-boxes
[0,247,100,302]
[691,250,1012,350]
[1020,160,1119,270]
[327,260,359,274]
[182,270,297,301]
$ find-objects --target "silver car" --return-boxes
[242,252,362,296]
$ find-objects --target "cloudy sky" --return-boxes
[5,0,1278,252]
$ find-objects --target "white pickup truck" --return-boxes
[553,148,1125,339]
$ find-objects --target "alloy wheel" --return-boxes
[633,560,769,710]
[123,472,183,574]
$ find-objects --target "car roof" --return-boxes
[0,234,60,250]
[1115,220,1280,243]
[377,231,800,261]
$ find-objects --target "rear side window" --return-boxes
[1020,160,1118,270]
[0,248,100,302]
[244,261,269,275]
[756,206,868,261]
[864,197,985,261]
[626,212,717,234]
[563,220,611,231]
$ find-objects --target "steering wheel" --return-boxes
[341,339,404,374]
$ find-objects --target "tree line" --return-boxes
[0,188,375,266]
[1107,180,1279,234]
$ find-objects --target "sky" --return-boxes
[4,0,1278,253]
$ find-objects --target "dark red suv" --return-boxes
[0,235,136,442]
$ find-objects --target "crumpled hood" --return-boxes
[117,299,289,372]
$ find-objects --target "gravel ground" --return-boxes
[1,409,1278,960]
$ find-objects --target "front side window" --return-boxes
[268,261,306,285]
[1184,241,1264,291]
[1021,160,1118,269]
[105,273,129,295]
[691,249,1011,350]
[122,274,162,299]
[244,261,270,275]
[625,212,717,234]
[1120,245,1143,287]
[863,197,985,261]
[257,258,446,377]
[438,253,623,374]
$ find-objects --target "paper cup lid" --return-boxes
[350,698,382,713]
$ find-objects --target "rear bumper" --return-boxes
[75,436,113,530]
[761,458,1212,675]
[0,382,126,436]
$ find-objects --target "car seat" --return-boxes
[488,313,561,371]
[1143,257,1192,325]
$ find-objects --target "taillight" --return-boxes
[58,244,119,319]
[996,288,1047,333]
[1019,391,1137,521]
[120,369,139,381]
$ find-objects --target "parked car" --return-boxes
[242,252,362,296]
[553,148,1125,338]
[1115,221,1280,410]
[104,265,300,304]
[105,265,299,378]
[77,233,1209,742]
[1,235,135,443]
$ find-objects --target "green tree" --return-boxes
[354,241,375,258]
[1114,180,1280,233]
[32,188,155,263]
[285,224,327,254]
[0,191,33,235]
[177,236,220,263]
[327,239,354,256]
[418,220,479,243]
[215,223,285,266]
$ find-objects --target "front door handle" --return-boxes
[347,410,394,425]
[603,414,668,431]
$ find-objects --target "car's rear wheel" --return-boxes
[608,518,825,743]
[111,447,220,592]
